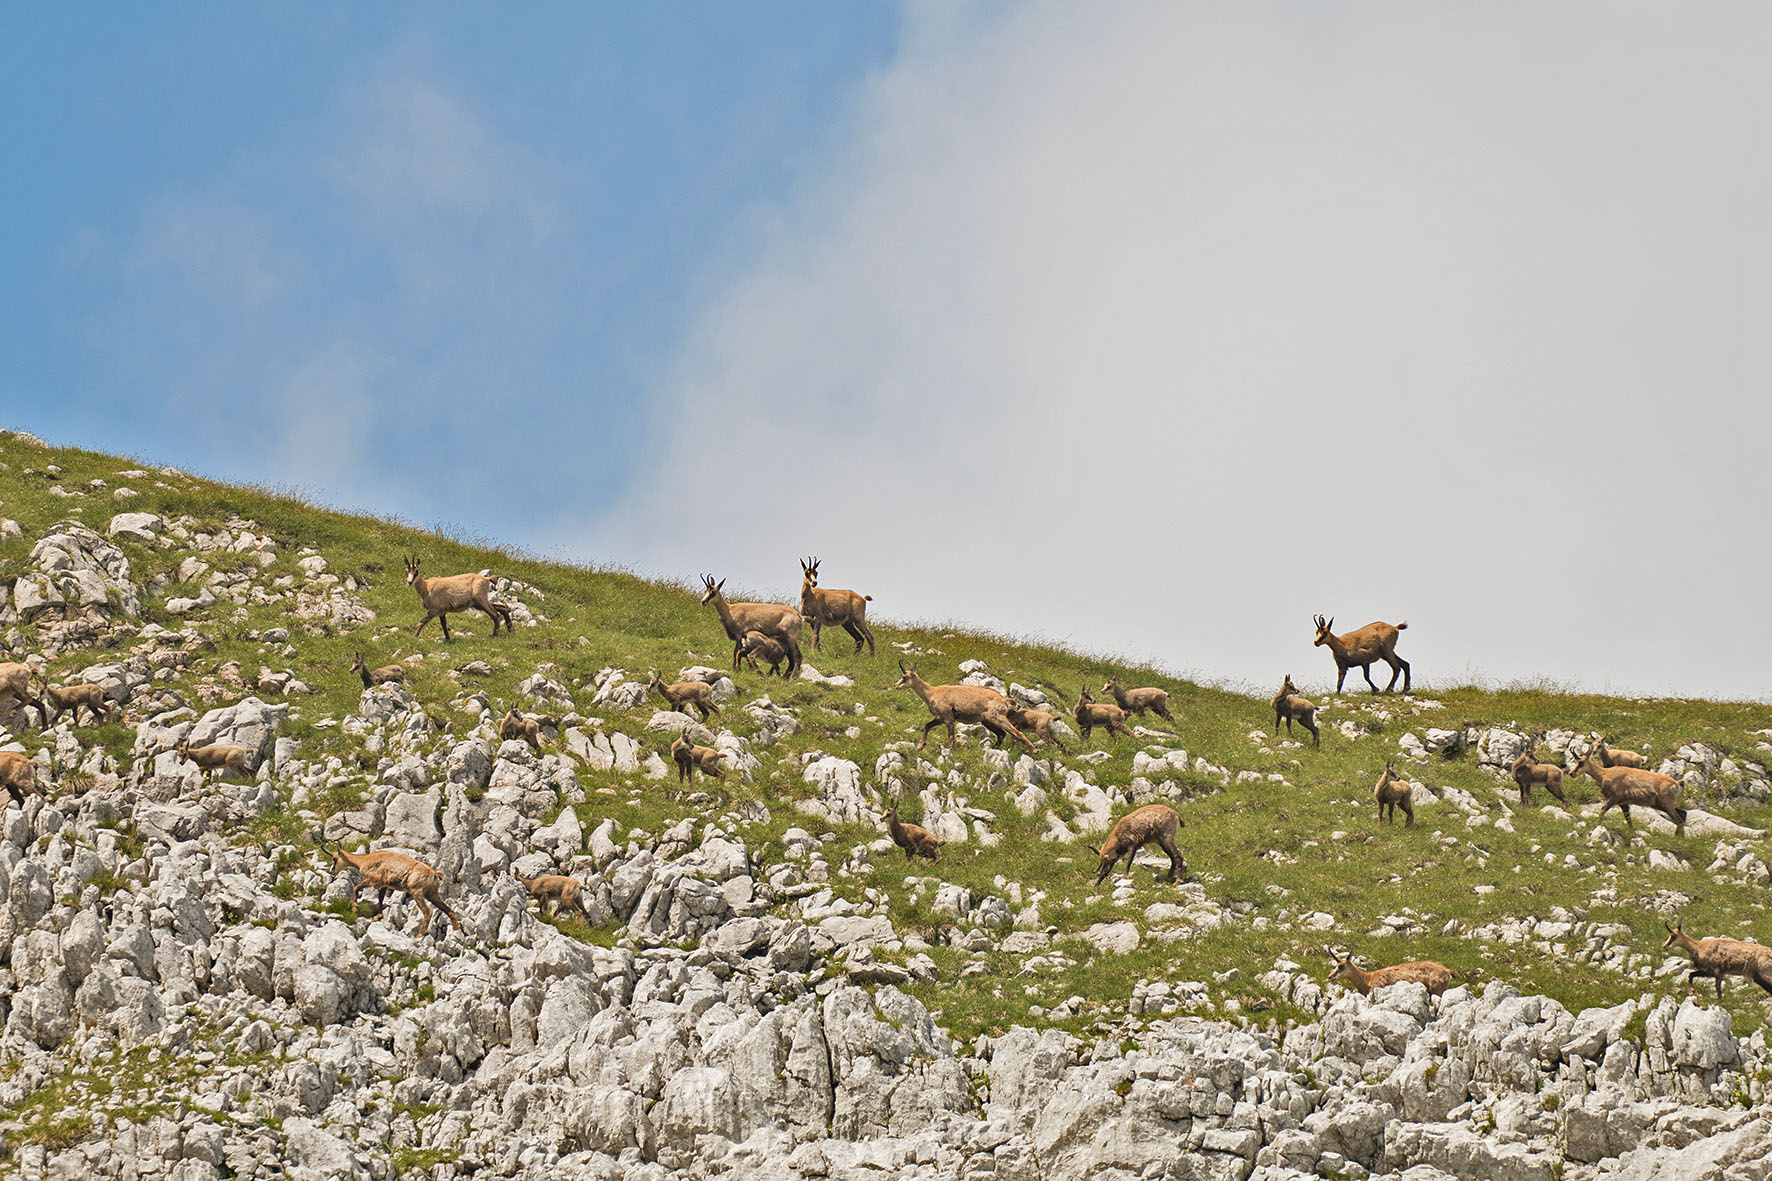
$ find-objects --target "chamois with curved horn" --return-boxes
[891,660,1035,753]
[1374,760,1414,826]
[1510,734,1567,806]
[799,557,875,656]
[881,800,943,862]
[323,839,460,937]
[1102,673,1173,723]
[1570,743,1687,836]
[700,575,803,679]
[1662,917,1772,1000]
[404,555,513,641]
[1073,683,1132,743]
[1090,804,1186,884]
[1312,614,1410,694]
[1326,948,1453,996]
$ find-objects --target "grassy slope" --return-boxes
[2,431,1770,1054]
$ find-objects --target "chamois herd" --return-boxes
[1,554,1766,1007]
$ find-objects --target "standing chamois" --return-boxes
[881,801,943,862]
[323,839,460,937]
[799,558,875,656]
[1312,615,1411,694]
[1326,948,1454,996]
[38,676,116,728]
[700,575,803,679]
[1662,917,1772,1000]
[404,555,513,641]
[1102,674,1173,724]
[891,661,1035,753]
[1073,684,1132,743]
[647,670,719,721]
[1091,804,1186,883]
[1569,743,1687,836]
[1374,760,1414,827]
[1007,701,1071,754]
[1271,674,1320,748]
[351,652,407,689]
[1510,736,1567,806]
[670,732,725,782]
[175,738,257,783]
[500,707,550,754]
[515,873,595,921]
[0,750,47,809]
[736,631,788,676]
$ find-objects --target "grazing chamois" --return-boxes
[1312,615,1411,694]
[1007,701,1070,754]
[1091,803,1186,883]
[0,662,44,724]
[1570,743,1687,836]
[670,732,725,782]
[1374,760,1414,827]
[1595,738,1647,770]
[404,555,513,641]
[799,557,875,656]
[39,677,115,728]
[700,575,802,679]
[1271,674,1320,748]
[351,652,407,689]
[647,670,719,721]
[324,840,460,937]
[1326,948,1454,997]
[881,801,943,862]
[1102,674,1174,723]
[891,661,1035,753]
[1662,918,1772,1000]
[736,630,788,676]
[0,750,47,809]
[515,873,595,921]
[1510,737,1567,806]
[500,707,549,754]
[174,739,257,782]
[1073,684,1131,743]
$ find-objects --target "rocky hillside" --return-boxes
[0,428,1769,1181]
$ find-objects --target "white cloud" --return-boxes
[589,2,1772,699]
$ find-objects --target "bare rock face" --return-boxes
[8,520,141,622]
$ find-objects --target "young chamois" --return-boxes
[736,631,788,676]
[500,707,550,754]
[1091,803,1186,883]
[1006,701,1070,754]
[351,652,407,689]
[515,873,595,920]
[1102,674,1174,724]
[1326,948,1454,997]
[38,676,115,728]
[1374,760,1414,826]
[1271,674,1320,748]
[891,661,1035,753]
[324,839,460,937]
[1595,738,1647,770]
[174,738,257,782]
[1662,917,1772,1000]
[670,732,725,782]
[404,555,513,641]
[0,750,47,809]
[799,557,875,656]
[1312,615,1411,694]
[1570,743,1687,836]
[1510,736,1567,806]
[0,662,44,724]
[881,801,943,863]
[647,670,719,721]
[700,575,802,679]
[1073,684,1132,743]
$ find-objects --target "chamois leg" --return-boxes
[1306,717,1320,748]
[1398,656,1411,693]
[439,613,452,642]
[1716,973,1725,1001]
[1361,663,1381,694]
[918,718,944,749]
[1401,797,1414,827]
[1156,831,1185,883]
[1004,719,1036,753]
[809,618,823,650]
[415,612,436,637]
[782,632,803,680]
[1155,702,1174,723]
[854,618,875,656]
[1335,664,1349,695]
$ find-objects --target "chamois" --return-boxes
[881,801,943,863]
[670,732,725,782]
[515,873,595,921]
[1090,803,1186,884]
[39,677,115,728]
[891,661,1035,753]
[1006,701,1070,754]
[1271,674,1320,748]
[1570,743,1687,836]
[647,670,719,721]
[1326,948,1454,997]
[1595,739,1647,770]
[736,631,788,676]
[0,750,47,809]
[1510,737,1567,806]
[1073,684,1131,743]
[0,662,44,724]
[174,739,257,782]
[1662,917,1772,1000]
[404,555,514,641]
[700,575,803,679]
[1312,615,1411,694]
[799,557,875,656]
[1374,760,1414,827]
[1102,674,1173,723]
[500,707,549,754]
[351,652,407,689]
[323,840,460,937]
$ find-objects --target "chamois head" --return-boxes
[1078,683,1096,705]
[1569,742,1597,776]
[699,575,726,605]
[1325,946,1362,984]
[801,557,820,586]
[1312,615,1335,647]
[1280,673,1301,697]
[891,660,918,690]
[1662,917,1687,950]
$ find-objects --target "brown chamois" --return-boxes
[1570,743,1687,836]
[736,630,788,676]
[1510,736,1567,806]
[39,676,115,728]
[1271,674,1320,748]
[891,661,1035,752]
[670,732,725,782]
[174,738,257,782]
[647,670,719,721]
[1006,701,1070,754]
[500,707,549,754]
[1090,803,1186,883]
[0,662,44,724]
[404,555,513,641]
[351,652,407,689]
[1662,917,1772,1000]
[0,750,48,809]
[1326,948,1454,997]
[1102,674,1174,724]
[515,873,595,920]
[881,801,943,862]
[799,557,876,656]
[1595,738,1647,770]
[1073,684,1132,743]
[700,575,803,679]
[1374,760,1414,826]
[323,840,460,937]
[1312,615,1411,694]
